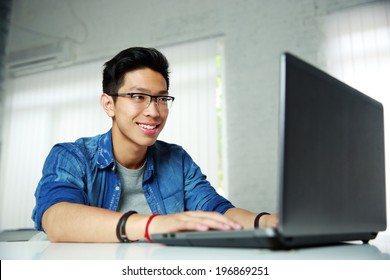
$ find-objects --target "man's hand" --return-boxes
[148,211,243,236]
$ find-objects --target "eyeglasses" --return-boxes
[107,93,175,110]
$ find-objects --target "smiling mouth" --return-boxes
[137,123,159,130]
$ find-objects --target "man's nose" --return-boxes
[144,98,160,116]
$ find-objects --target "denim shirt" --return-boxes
[32,130,234,231]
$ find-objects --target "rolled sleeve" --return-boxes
[32,144,89,230]
[182,150,235,214]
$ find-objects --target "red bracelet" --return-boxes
[144,214,160,242]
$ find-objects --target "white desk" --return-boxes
[1,234,389,260]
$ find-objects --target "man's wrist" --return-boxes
[254,212,270,228]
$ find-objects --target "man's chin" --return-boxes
[139,138,159,147]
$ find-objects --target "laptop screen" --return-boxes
[278,53,386,236]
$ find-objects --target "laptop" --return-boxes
[151,52,387,249]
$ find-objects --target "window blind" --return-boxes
[0,39,221,230]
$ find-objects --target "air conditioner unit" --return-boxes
[6,40,73,77]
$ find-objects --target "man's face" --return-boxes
[110,68,169,149]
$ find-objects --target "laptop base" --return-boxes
[151,229,378,250]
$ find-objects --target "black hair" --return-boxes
[102,47,170,95]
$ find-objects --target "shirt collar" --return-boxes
[96,129,156,178]
[96,129,115,169]
[144,146,155,181]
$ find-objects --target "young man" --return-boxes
[32,47,278,243]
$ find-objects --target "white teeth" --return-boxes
[138,123,157,130]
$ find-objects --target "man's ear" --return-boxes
[100,93,115,117]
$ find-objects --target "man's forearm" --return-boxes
[42,202,122,242]
[42,203,265,243]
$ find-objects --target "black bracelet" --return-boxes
[116,210,138,243]
[254,212,270,228]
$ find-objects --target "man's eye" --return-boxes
[131,94,146,101]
